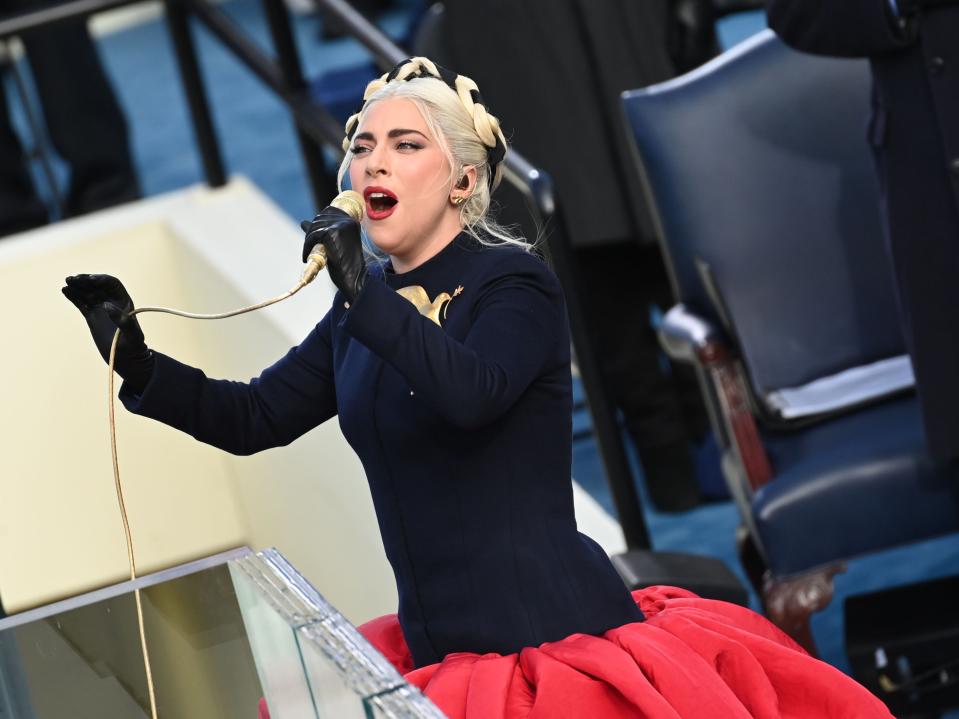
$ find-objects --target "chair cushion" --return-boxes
[754,393,959,577]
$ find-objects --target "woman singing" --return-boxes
[64,57,892,718]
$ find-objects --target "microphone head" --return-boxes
[330,190,365,222]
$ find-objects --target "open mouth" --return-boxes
[364,187,398,219]
[369,193,397,212]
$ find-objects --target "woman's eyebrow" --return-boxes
[388,128,429,139]
[353,128,429,142]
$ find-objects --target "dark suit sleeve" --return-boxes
[342,255,564,430]
[766,0,917,56]
[119,311,338,455]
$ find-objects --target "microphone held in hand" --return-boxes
[301,190,364,285]
[330,189,365,222]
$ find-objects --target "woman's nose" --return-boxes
[365,146,389,176]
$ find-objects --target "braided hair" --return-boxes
[337,57,527,252]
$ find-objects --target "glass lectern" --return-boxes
[0,548,445,718]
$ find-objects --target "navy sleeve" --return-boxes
[119,310,338,455]
[342,255,564,430]
[767,0,917,57]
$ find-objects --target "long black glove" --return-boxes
[300,207,367,303]
[62,274,155,394]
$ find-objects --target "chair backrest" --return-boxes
[622,31,905,398]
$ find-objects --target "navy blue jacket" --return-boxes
[121,233,642,667]
[767,0,959,461]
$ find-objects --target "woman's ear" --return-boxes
[457,165,477,193]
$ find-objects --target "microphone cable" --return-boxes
[103,190,362,718]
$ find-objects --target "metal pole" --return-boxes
[183,0,343,148]
[314,0,405,67]
[260,0,337,208]
[0,0,135,39]
[163,0,226,188]
[547,218,652,548]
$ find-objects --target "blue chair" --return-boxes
[621,30,959,651]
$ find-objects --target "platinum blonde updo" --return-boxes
[337,57,527,251]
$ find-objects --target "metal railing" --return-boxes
[0,0,651,549]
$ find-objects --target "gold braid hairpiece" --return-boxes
[342,57,507,190]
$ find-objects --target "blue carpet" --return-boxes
[13,1,957,710]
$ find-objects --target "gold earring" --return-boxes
[451,195,466,206]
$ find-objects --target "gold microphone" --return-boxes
[302,190,365,285]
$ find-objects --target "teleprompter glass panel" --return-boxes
[0,553,262,718]
[0,549,446,719]
[231,549,445,718]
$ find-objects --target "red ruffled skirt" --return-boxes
[359,586,893,718]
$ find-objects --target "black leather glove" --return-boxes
[300,207,367,303]
[62,274,155,394]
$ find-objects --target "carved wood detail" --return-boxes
[763,565,845,656]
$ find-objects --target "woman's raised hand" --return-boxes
[300,207,367,302]
[62,274,155,392]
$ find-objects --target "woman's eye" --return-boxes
[350,145,371,155]
[397,141,421,151]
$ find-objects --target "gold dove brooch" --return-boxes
[396,285,463,326]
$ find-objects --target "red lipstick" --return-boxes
[363,186,398,220]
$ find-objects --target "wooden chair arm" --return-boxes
[659,304,773,491]
[698,342,774,491]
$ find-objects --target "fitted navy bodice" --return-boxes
[122,233,642,666]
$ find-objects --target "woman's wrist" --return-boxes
[118,349,156,396]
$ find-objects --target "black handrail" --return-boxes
[0,0,652,549]
[0,0,131,36]
[164,0,226,188]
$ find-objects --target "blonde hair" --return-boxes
[337,57,528,252]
